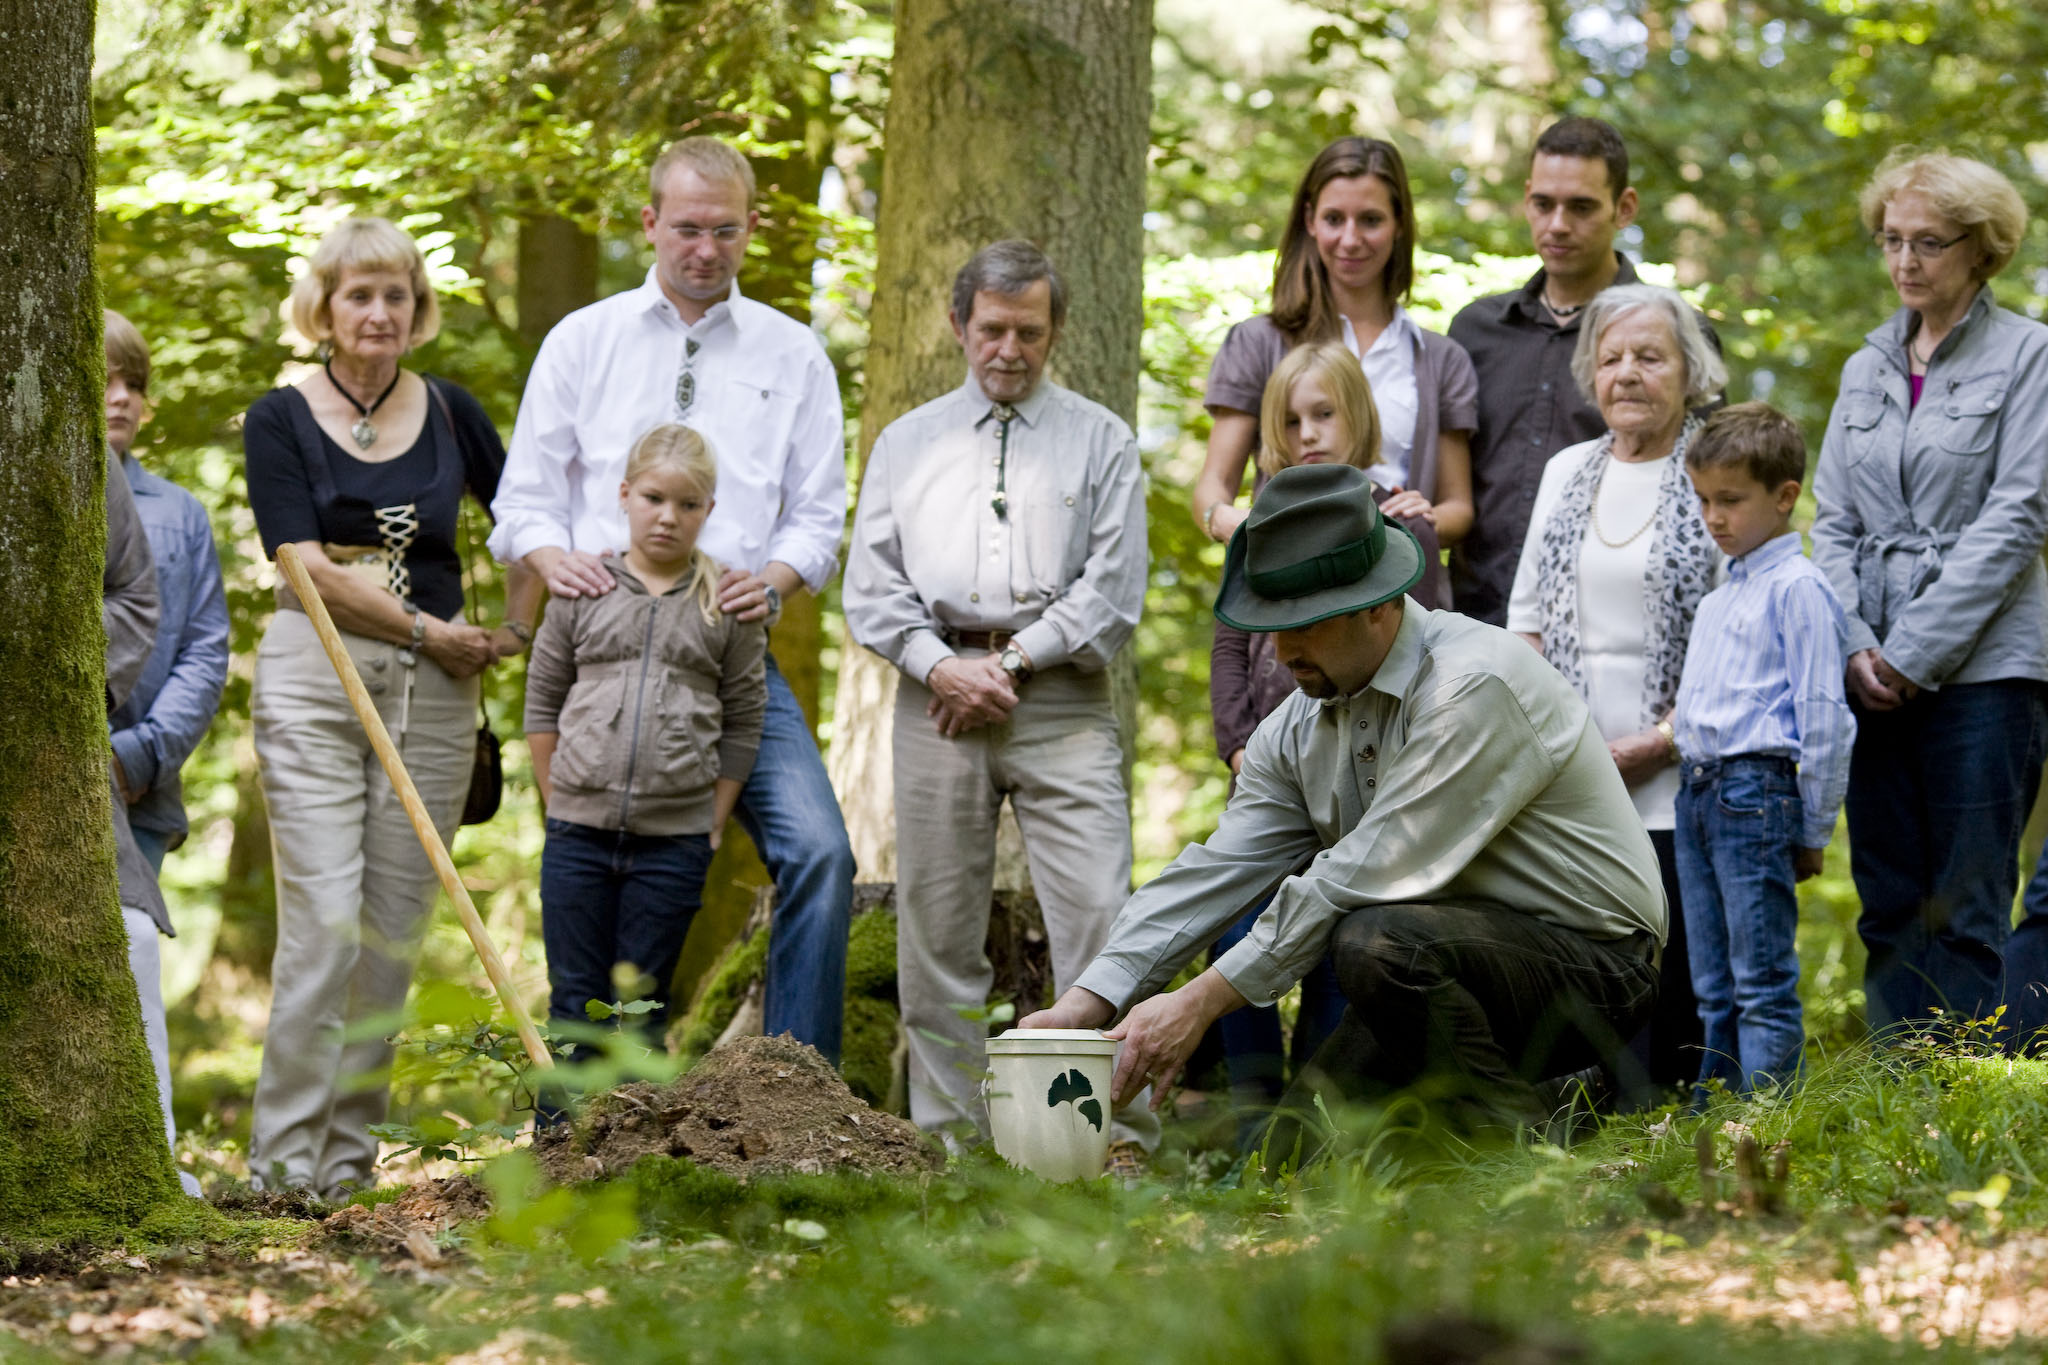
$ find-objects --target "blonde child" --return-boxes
[1204,341,1393,1135]
[525,424,767,1048]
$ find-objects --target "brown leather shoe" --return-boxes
[1105,1140,1149,1184]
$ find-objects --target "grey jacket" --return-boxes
[524,561,768,836]
[1812,288,2048,690]
[103,448,169,932]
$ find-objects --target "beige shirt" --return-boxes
[1073,601,1667,1011]
[843,377,1147,683]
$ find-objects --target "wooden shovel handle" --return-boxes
[273,544,553,1070]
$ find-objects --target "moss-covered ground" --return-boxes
[8,1041,2048,1361]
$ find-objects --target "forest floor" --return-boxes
[5,1040,2048,1362]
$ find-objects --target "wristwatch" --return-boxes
[505,620,534,649]
[999,642,1034,684]
[760,583,783,621]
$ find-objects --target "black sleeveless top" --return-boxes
[243,377,505,619]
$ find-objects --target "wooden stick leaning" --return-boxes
[273,543,553,1071]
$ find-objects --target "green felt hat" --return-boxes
[1213,463,1424,632]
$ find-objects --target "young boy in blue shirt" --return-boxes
[1673,403,1855,1094]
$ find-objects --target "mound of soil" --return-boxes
[536,1034,942,1183]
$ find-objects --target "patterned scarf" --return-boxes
[1535,414,1717,729]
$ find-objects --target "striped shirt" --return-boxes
[1673,532,1856,849]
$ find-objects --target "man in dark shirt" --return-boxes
[1450,117,1717,625]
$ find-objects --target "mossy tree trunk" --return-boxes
[0,0,184,1229]
[826,0,1155,880]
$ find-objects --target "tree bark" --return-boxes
[514,213,600,348]
[827,0,1154,882]
[0,0,184,1229]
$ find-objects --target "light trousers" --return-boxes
[123,907,202,1197]
[248,609,477,1195]
[893,662,1160,1150]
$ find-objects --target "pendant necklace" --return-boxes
[326,360,403,451]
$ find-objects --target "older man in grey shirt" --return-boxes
[845,240,1155,1151]
[1026,463,1666,1135]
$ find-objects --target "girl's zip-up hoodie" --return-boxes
[523,561,768,835]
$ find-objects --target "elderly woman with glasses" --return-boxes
[1508,282,1727,1102]
[242,216,539,1196]
[1811,151,2048,1040]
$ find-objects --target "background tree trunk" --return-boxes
[515,214,601,347]
[0,0,183,1230]
[827,0,1155,882]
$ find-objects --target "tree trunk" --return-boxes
[515,213,600,347]
[0,0,184,1230]
[827,0,1154,883]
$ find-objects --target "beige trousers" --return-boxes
[893,661,1160,1150]
[248,609,477,1194]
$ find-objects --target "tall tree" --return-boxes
[827,0,1155,878]
[0,0,183,1230]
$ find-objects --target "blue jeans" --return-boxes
[1674,757,1804,1092]
[732,657,854,1064]
[1210,898,1347,1116]
[1848,680,2048,1035]
[130,824,172,876]
[540,818,714,1041]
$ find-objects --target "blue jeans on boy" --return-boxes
[1210,897,1346,1139]
[540,818,715,1041]
[1847,680,2048,1036]
[1674,756,1805,1093]
[733,657,855,1064]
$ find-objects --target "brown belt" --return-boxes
[947,629,1015,650]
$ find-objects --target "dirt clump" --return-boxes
[536,1033,942,1183]
[318,1176,492,1265]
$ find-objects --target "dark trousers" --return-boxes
[540,817,714,1043]
[1210,896,1348,1137]
[1617,830,1701,1105]
[1848,680,2048,1035]
[1273,902,1658,1151]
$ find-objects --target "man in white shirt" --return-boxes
[490,136,854,1062]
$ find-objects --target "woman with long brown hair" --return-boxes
[1191,136,1477,611]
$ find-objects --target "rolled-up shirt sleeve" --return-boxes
[1072,712,1323,1012]
[1214,674,1558,1006]
[843,428,955,685]
[1011,431,1146,673]
[762,348,848,594]
[111,503,227,796]
[489,327,584,565]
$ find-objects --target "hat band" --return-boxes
[1245,523,1385,600]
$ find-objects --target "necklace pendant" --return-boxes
[351,418,378,451]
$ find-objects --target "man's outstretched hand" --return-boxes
[1017,986,1115,1034]
[1105,970,1250,1110]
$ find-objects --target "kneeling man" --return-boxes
[1025,463,1667,1131]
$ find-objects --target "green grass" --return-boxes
[15,1042,2048,1362]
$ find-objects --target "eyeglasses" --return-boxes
[672,225,746,244]
[1872,231,1970,260]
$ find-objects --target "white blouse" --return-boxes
[1506,442,1686,831]
[1340,310,1421,491]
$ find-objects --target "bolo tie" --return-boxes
[991,403,1016,519]
[675,337,701,417]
